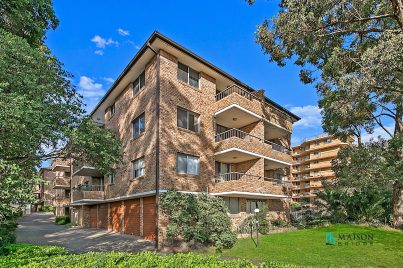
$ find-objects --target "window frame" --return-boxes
[223,197,240,214]
[176,153,200,176]
[132,70,146,95]
[246,199,266,214]
[132,113,145,139]
[132,157,145,179]
[177,107,200,133]
[108,173,115,185]
[177,62,200,88]
[110,102,116,116]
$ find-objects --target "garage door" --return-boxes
[110,201,123,232]
[143,196,156,240]
[97,204,108,230]
[89,205,97,228]
[123,199,140,236]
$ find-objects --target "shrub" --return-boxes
[238,205,270,235]
[42,205,55,213]
[271,219,287,228]
[160,190,237,251]
[55,216,70,225]
[0,219,17,255]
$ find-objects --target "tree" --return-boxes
[0,1,122,223]
[248,0,402,227]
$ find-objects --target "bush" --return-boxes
[271,219,287,228]
[238,205,270,235]
[0,219,17,255]
[42,205,55,213]
[55,216,70,225]
[160,190,237,251]
[0,244,297,267]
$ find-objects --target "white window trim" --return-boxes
[132,70,146,95]
[176,153,200,175]
[132,157,145,179]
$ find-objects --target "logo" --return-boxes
[326,232,337,245]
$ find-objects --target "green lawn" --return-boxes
[207,224,403,268]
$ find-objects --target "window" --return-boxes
[177,107,199,132]
[325,138,332,143]
[223,197,240,214]
[110,103,116,116]
[132,157,145,178]
[132,71,145,95]
[246,199,266,214]
[177,62,199,88]
[314,151,319,155]
[176,153,199,175]
[108,173,115,184]
[132,113,145,138]
[216,124,229,135]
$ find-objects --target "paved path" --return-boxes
[17,213,155,253]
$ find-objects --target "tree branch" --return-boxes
[312,14,395,32]
[371,114,394,138]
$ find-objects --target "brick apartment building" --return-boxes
[35,159,72,216]
[67,32,300,243]
[291,135,353,202]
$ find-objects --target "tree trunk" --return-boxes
[394,103,403,135]
[391,0,403,30]
[392,180,403,229]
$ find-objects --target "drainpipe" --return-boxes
[148,42,160,249]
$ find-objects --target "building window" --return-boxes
[176,153,199,175]
[132,157,145,178]
[246,199,266,214]
[108,173,115,184]
[132,113,145,138]
[110,102,116,116]
[177,62,199,88]
[325,138,332,143]
[223,197,240,214]
[177,107,199,132]
[133,71,145,95]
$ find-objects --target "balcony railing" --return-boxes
[55,194,70,200]
[215,128,291,154]
[75,184,104,192]
[215,85,259,102]
[215,172,288,185]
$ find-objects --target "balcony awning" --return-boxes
[211,191,289,199]
[215,148,292,166]
[52,164,70,172]
[215,104,261,128]
[73,166,103,177]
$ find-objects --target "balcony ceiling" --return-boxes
[211,191,289,199]
[52,164,70,172]
[73,166,103,177]
[215,104,260,128]
[264,158,290,169]
[215,149,260,163]
[264,121,290,140]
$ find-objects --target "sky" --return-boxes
[44,0,382,146]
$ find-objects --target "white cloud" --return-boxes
[91,35,118,48]
[290,105,323,129]
[361,125,394,143]
[103,77,114,83]
[78,76,104,98]
[117,28,130,36]
[94,50,104,55]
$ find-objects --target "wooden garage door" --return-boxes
[110,201,123,232]
[143,196,156,240]
[123,199,140,236]
[89,205,97,228]
[97,204,108,230]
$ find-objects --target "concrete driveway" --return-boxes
[17,212,155,253]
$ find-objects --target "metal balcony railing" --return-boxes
[76,184,104,192]
[215,172,288,185]
[215,85,259,102]
[215,128,291,155]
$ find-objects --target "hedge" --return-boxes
[0,219,17,254]
[0,244,298,268]
[55,216,70,225]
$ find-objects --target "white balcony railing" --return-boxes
[215,172,288,185]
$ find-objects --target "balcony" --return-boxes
[212,172,290,198]
[214,85,294,132]
[72,184,105,202]
[52,176,70,189]
[73,164,103,177]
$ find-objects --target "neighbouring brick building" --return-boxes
[70,32,300,245]
[35,159,72,216]
[291,135,353,202]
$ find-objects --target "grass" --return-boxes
[205,224,403,268]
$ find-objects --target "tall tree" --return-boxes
[248,0,402,226]
[0,0,122,222]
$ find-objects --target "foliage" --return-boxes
[0,0,122,226]
[212,224,403,268]
[0,243,297,268]
[55,216,70,225]
[316,138,400,224]
[0,219,17,254]
[271,219,287,228]
[160,190,237,251]
[238,205,270,235]
[42,205,55,213]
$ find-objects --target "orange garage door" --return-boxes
[143,196,156,240]
[110,201,123,232]
[123,199,140,236]
[89,205,97,228]
[97,204,108,230]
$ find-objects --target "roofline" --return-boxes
[89,31,300,121]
